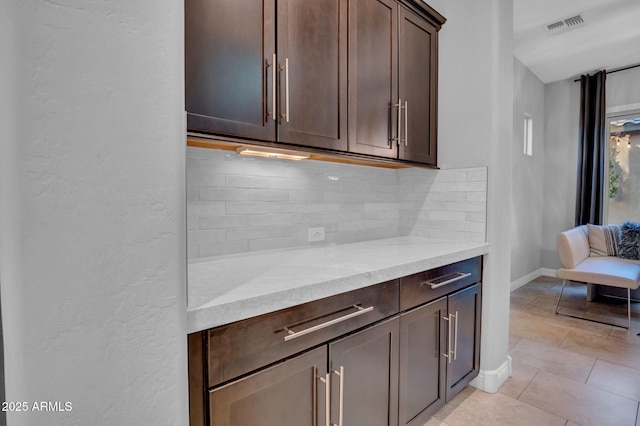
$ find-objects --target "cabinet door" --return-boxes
[329,317,399,426]
[185,0,276,141]
[398,7,438,165]
[277,0,348,151]
[399,297,447,426]
[446,284,481,401]
[348,0,398,158]
[208,346,328,426]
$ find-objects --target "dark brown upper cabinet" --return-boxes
[185,0,348,152]
[398,7,439,165]
[185,0,444,166]
[349,0,444,165]
[185,0,276,142]
[348,0,399,159]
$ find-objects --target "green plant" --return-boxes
[609,159,620,199]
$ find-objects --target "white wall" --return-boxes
[541,66,640,269]
[608,67,640,113]
[0,2,188,425]
[511,58,545,283]
[423,0,514,390]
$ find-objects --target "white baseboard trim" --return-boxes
[510,269,542,292]
[539,268,557,278]
[510,268,559,292]
[470,356,512,393]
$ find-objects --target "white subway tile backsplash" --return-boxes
[187,171,226,187]
[466,191,487,202]
[466,169,488,182]
[447,181,486,192]
[249,189,290,202]
[225,202,308,215]
[427,191,467,202]
[199,187,250,202]
[199,215,250,229]
[434,171,467,183]
[186,157,199,172]
[225,175,271,189]
[466,211,487,223]
[190,202,226,217]
[187,147,487,259]
[226,225,302,242]
[427,183,450,192]
[200,240,249,258]
[441,201,486,212]
[419,211,466,221]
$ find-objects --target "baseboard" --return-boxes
[470,356,512,393]
[539,268,556,278]
[510,269,542,292]
[510,268,559,292]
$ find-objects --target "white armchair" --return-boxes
[556,225,640,329]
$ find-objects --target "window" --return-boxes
[523,114,533,156]
[606,112,640,224]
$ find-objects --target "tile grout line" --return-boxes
[515,367,541,401]
[583,357,597,385]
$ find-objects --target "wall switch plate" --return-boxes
[308,227,325,242]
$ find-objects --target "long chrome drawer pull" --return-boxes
[284,305,374,342]
[423,272,472,289]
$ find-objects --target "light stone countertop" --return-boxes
[187,236,489,333]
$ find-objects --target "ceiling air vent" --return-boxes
[546,20,566,33]
[564,15,584,27]
[545,14,585,35]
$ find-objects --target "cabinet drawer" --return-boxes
[206,280,399,388]
[400,257,481,311]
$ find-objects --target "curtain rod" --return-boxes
[572,63,640,82]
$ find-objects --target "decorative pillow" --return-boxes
[618,222,640,260]
[587,223,620,256]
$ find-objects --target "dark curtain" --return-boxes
[575,70,607,226]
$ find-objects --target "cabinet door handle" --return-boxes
[442,314,452,364]
[280,58,290,123]
[283,305,374,341]
[271,53,277,121]
[423,272,471,289]
[331,366,344,426]
[453,310,459,361]
[392,98,403,146]
[318,372,330,426]
[404,100,408,146]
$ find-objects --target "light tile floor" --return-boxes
[425,276,640,426]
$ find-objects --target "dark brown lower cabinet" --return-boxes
[205,318,399,426]
[398,284,481,426]
[445,284,481,402]
[330,317,399,426]
[208,347,327,426]
[399,297,447,426]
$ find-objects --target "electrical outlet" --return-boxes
[308,227,325,242]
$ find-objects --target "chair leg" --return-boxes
[627,288,631,330]
[555,279,567,315]
[556,279,630,329]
